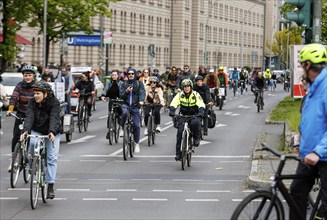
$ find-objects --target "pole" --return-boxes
[262,1,266,70]
[312,0,321,43]
[286,30,290,69]
[100,16,104,74]
[42,0,47,73]
[105,44,109,76]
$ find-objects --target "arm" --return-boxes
[138,82,146,104]
[215,75,220,88]
[157,88,166,106]
[48,98,61,135]
[205,85,210,104]
[119,82,128,100]
[22,100,35,134]
[8,84,21,112]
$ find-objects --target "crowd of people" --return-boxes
[1,43,326,218]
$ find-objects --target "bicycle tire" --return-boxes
[10,143,22,188]
[78,106,83,133]
[23,162,31,184]
[152,126,155,145]
[123,125,129,160]
[41,159,47,203]
[114,115,119,143]
[257,93,261,113]
[23,141,30,183]
[219,97,223,110]
[66,132,72,142]
[140,107,144,127]
[129,127,134,158]
[230,191,284,220]
[108,114,114,145]
[181,131,188,170]
[147,116,152,146]
[30,158,40,209]
[84,106,89,131]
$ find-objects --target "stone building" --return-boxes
[15,0,277,73]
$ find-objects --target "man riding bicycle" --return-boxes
[217,66,229,99]
[252,72,265,107]
[229,67,240,90]
[204,69,220,102]
[289,43,327,220]
[21,81,61,199]
[120,68,146,153]
[169,79,205,161]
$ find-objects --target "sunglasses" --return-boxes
[184,67,188,69]
[144,71,149,73]
[151,82,157,84]
[128,72,134,75]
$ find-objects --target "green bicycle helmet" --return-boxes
[299,43,327,64]
[181,78,193,88]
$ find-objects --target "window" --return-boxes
[214,2,218,18]
[130,13,136,33]
[208,26,212,42]
[139,46,144,65]
[148,16,154,35]
[224,5,228,20]
[158,0,163,6]
[223,28,228,44]
[219,4,223,19]
[234,30,238,46]
[165,18,170,37]
[110,10,117,31]
[229,29,233,45]
[109,44,115,65]
[230,6,233,21]
[140,14,145,34]
[157,17,162,36]
[253,12,256,26]
[235,8,238,23]
[184,20,189,39]
[164,47,169,66]
[165,0,170,8]
[218,27,222,43]
[149,0,154,4]
[239,9,243,24]
[199,23,204,40]
[213,27,217,43]
[119,44,126,65]
[209,1,213,17]
[185,0,190,10]
[155,47,161,65]
[200,0,204,13]
[244,10,247,24]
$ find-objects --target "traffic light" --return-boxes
[285,0,312,43]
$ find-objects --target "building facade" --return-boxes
[16,0,271,73]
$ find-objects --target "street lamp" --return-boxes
[240,3,258,68]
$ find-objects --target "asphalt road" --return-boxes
[0,85,289,219]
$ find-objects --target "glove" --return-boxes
[197,112,204,118]
[169,111,175,117]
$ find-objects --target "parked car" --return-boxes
[1,72,23,108]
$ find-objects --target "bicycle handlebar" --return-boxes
[7,112,24,121]
[257,143,302,162]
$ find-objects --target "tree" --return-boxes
[0,0,31,73]
[266,28,302,69]
[322,0,327,43]
[26,0,120,68]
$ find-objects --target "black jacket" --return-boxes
[193,84,210,104]
[23,96,62,135]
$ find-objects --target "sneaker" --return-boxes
[88,112,92,117]
[254,99,257,104]
[175,153,181,161]
[106,132,110,139]
[134,143,140,153]
[204,131,208,136]
[119,130,124,137]
[7,163,12,173]
[47,183,55,199]
[144,128,148,136]
[155,126,161,133]
[194,139,200,147]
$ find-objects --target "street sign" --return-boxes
[103,32,112,45]
[289,45,305,98]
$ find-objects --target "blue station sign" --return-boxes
[67,35,101,46]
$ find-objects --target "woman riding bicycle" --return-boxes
[169,79,205,161]
[74,71,95,118]
[143,76,165,136]
[21,81,61,200]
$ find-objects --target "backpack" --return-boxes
[207,109,217,129]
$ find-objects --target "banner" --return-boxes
[289,45,306,98]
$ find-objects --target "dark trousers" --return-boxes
[175,117,201,156]
[203,108,208,134]
[11,112,25,153]
[290,162,327,220]
[144,105,161,126]
[107,100,122,127]
[121,105,140,144]
[65,92,72,114]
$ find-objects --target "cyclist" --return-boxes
[217,66,229,99]
[169,79,205,161]
[101,70,123,138]
[252,72,266,107]
[193,76,210,136]
[139,68,151,85]
[21,81,61,199]
[204,69,220,103]
[6,65,36,172]
[74,72,95,118]
[289,43,327,220]
[229,67,240,90]
[120,68,146,153]
[60,67,73,114]
[143,76,165,135]
[198,65,207,78]
[239,68,247,92]
[176,65,195,91]
[152,68,161,82]
[167,66,178,92]
[264,68,271,89]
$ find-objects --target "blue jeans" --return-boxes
[29,130,60,184]
[121,105,140,144]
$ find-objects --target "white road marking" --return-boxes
[216,123,227,127]
[231,113,240,116]
[131,179,162,181]
[106,189,137,192]
[88,179,121,181]
[133,198,168,201]
[114,160,141,163]
[153,190,183,192]
[58,159,71,162]
[200,140,211,145]
[196,190,231,193]
[149,160,176,163]
[98,115,108,119]
[0,197,18,200]
[68,135,96,145]
[232,199,243,202]
[83,198,117,201]
[220,161,246,163]
[173,179,203,182]
[164,121,173,125]
[53,198,68,200]
[8,188,29,191]
[57,189,90,192]
[185,199,219,202]
[81,155,250,158]
[79,160,106,162]
[242,190,255,193]
[225,112,233,115]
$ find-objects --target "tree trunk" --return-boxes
[1,0,8,74]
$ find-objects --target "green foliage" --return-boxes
[322,0,327,42]
[270,96,302,133]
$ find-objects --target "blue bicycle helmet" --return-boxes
[21,65,37,75]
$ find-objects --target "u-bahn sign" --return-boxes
[67,35,101,46]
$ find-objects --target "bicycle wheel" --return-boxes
[152,126,155,145]
[129,129,134,158]
[114,115,120,143]
[257,94,261,113]
[30,158,40,209]
[230,191,284,220]
[78,106,84,133]
[108,114,114,145]
[10,142,22,188]
[41,159,47,203]
[23,141,30,183]
[84,106,89,131]
[181,131,188,170]
[219,97,223,110]
[122,125,129,161]
[140,107,144,127]
[147,116,152,146]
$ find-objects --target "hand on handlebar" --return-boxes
[49,132,55,142]
[20,131,28,141]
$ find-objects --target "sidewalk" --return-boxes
[247,119,298,189]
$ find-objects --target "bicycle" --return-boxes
[271,79,277,93]
[174,115,196,170]
[8,113,30,188]
[107,98,123,145]
[255,88,264,113]
[28,134,50,209]
[232,79,238,97]
[231,143,322,220]
[144,104,162,146]
[240,80,245,95]
[76,91,92,133]
[122,105,138,160]
[140,105,144,127]
[217,86,226,110]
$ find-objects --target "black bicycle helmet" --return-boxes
[32,81,53,94]
[195,75,204,81]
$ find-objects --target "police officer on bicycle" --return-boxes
[169,79,205,161]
